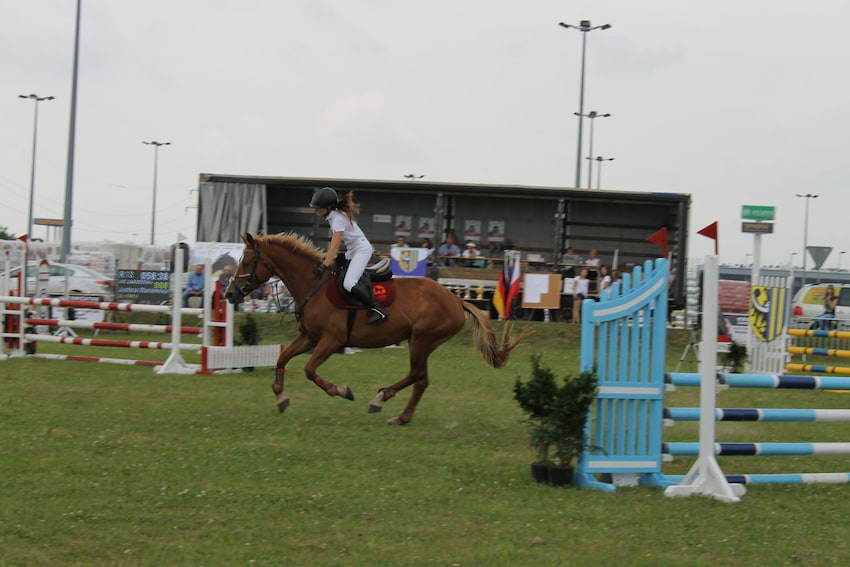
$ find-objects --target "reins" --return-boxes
[236,241,335,322]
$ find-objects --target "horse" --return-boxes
[224,233,525,425]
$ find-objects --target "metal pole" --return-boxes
[575,32,587,190]
[61,0,81,267]
[151,144,159,245]
[587,114,594,190]
[597,158,603,190]
[802,197,809,286]
[26,100,40,238]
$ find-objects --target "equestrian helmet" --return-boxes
[309,187,339,209]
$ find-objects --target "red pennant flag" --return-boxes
[17,234,28,243]
[697,222,719,254]
[646,227,668,259]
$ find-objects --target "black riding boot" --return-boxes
[348,282,388,324]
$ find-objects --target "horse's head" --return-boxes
[224,234,274,305]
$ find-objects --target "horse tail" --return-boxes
[461,301,528,369]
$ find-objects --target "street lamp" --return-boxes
[585,156,615,189]
[18,94,55,239]
[403,174,424,180]
[558,20,612,190]
[840,251,847,272]
[745,253,752,267]
[143,141,171,245]
[790,252,798,267]
[795,193,818,286]
[574,111,610,189]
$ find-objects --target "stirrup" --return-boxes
[367,307,388,324]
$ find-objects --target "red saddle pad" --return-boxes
[326,275,396,310]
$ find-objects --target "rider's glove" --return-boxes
[313,263,328,279]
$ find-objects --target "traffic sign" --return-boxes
[742,205,775,221]
[741,222,774,234]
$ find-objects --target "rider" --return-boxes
[310,187,388,324]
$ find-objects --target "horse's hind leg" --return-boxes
[273,332,315,413]
[369,337,434,425]
[304,337,356,401]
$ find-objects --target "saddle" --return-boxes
[325,256,395,310]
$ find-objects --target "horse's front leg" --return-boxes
[273,332,316,413]
[304,338,355,401]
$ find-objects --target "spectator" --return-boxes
[183,264,205,307]
[559,247,581,277]
[390,236,409,251]
[598,266,612,299]
[462,242,482,268]
[585,249,601,268]
[217,265,233,293]
[437,234,461,266]
[811,284,839,329]
[420,237,433,250]
[572,268,589,323]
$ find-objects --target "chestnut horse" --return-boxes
[224,233,524,425]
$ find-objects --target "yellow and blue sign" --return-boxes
[750,285,788,342]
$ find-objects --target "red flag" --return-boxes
[17,234,28,243]
[697,222,719,254]
[646,227,668,258]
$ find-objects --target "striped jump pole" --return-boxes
[0,295,202,316]
[666,473,850,485]
[667,372,850,391]
[785,363,850,376]
[787,346,850,359]
[31,353,163,366]
[789,329,850,340]
[23,334,202,351]
[665,407,850,422]
[664,442,850,457]
[25,318,202,335]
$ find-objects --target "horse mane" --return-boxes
[262,232,324,262]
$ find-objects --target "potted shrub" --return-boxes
[513,355,558,482]
[723,341,748,373]
[237,314,261,371]
[547,369,599,486]
[514,356,599,486]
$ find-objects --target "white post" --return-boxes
[156,246,194,374]
[202,257,213,349]
[665,255,746,502]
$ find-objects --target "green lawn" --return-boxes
[1,315,850,565]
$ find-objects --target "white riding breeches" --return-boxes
[343,246,371,291]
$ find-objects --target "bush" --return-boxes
[237,314,261,346]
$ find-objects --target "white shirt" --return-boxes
[575,276,589,296]
[327,210,370,252]
[585,257,601,267]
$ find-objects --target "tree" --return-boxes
[0,226,15,240]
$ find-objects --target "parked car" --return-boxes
[2,262,113,296]
[791,283,850,328]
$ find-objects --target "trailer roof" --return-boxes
[199,173,690,205]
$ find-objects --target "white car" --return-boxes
[2,262,113,296]
[791,283,850,328]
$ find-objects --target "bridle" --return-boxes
[234,245,276,299]
[234,241,336,320]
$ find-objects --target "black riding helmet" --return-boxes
[309,187,339,209]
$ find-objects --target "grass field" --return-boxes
[2,314,850,565]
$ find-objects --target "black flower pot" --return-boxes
[530,462,552,483]
[548,466,574,487]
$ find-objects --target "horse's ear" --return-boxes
[242,233,255,247]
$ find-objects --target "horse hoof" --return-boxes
[386,416,408,426]
[368,403,383,414]
[277,396,290,413]
[339,386,355,401]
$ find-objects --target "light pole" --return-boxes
[575,111,610,189]
[840,251,847,272]
[18,94,55,239]
[790,252,798,267]
[745,253,752,267]
[403,174,424,180]
[558,20,611,190]
[795,193,818,286]
[586,156,615,189]
[143,141,171,245]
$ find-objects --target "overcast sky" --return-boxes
[1,1,847,267]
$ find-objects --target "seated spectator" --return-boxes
[390,236,409,251]
[437,234,461,266]
[462,241,482,268]
[183,263,205,307]
[585,249,601,267]
[217,265,233,293]
[559,247,581,277]
[420,237,433,250]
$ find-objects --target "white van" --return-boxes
[791,283,850,327]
